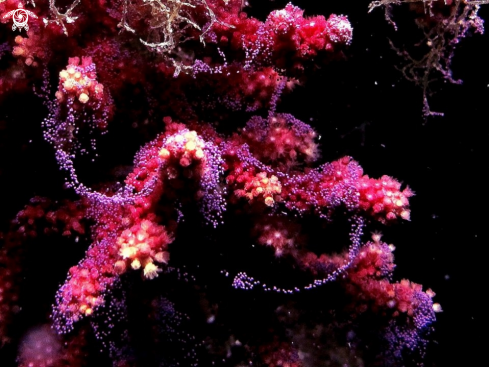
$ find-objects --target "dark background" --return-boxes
[1,0,487,366]
[277,1,487,366]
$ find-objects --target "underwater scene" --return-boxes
[0,1,486,366]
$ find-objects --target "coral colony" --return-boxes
[3,0,476,366]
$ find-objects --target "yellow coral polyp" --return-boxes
[194,148,204,160]
[78,93,89,104]
[63,79,76,92]
[185,140,197,151]
[159,148,170,160]
[143,262,160,279]
[120,246,137,259]
[12,47,26,57]
[400,210,411,221]
[59,70,69,80]
[131,259,141,270]
[264,196,275,206]
[79,78,89,88]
